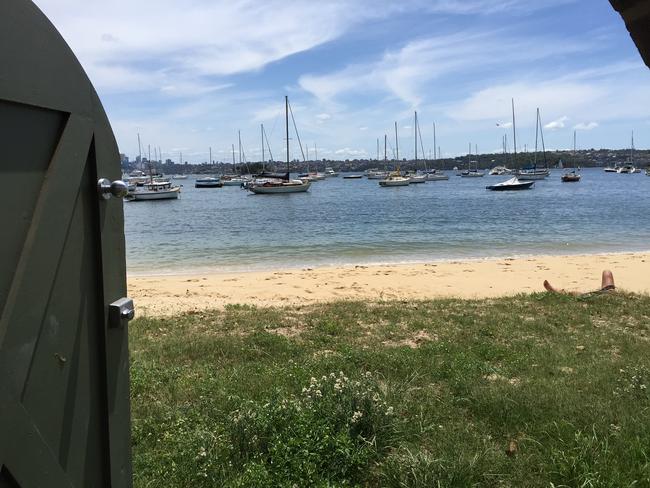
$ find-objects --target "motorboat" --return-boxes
[561,170,581,182]
[343,174,363,179]
[172,174,188,180]
[486,176,534,191]
[195,177,223,188]
[604,166,618,173]
[489,166,511,175]
[126,181,181,200]
[325,167,339,177]
[617,164,636,174]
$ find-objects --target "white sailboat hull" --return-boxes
[379,178,410,187]
[249,181,311,194]
[128,188,180,200]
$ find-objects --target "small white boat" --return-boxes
[126,181,181,200]
[515,168,549,180]
[489,166,511,175]
[343,174,363,179]
[172,174,188,180]
[379,175,410,187]
[617,164,636,174]
[367,171,389,179]
[424,170,449,181]
[325,167,339,177]
[604,166,618,173]
[221,175,248,186]
[408,174,427,184]
[486,176,534,191]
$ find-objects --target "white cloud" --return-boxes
[316,113,332,121]
[299,30,589,106]
[573,122,599,131]
[544,116,569,131]
[496,122,513,128]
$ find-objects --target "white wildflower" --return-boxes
[351,411,363,424]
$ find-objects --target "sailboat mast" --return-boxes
[534,107,539,170]
[261,124,265,167]
[209,146,212,166]
[376,138,379,161]
[395,122,399,163]
[384,134,387,163]
[414,111,418,166]
[285,95,290,174]
[511,98,518,167]
[314,143,317,162]
[433,122,437,163]
[631,130,634,164]
[137,133,142,170]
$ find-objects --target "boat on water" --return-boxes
[195,177,223,188]
[246,96,312,195]
[172,174,188,180]
[408,174,427,184]
[367,170,389,179]
[126,180,181,200]
[489,165,511,175]
[222,175,249,186]
[379,123,411,187]
[617,131,637,174]
[325,167,339,177]
[486,176,534,191]
[423,169,449,181]
[460,144,485,177]
[645,167,650,176]
[617,164,636,174]
[604,165,618,173]
[343,174,363,179]
[379,170,410,187]
[516,108,550,181]
[562,131,582,182]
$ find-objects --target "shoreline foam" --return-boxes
[128,251,650,316]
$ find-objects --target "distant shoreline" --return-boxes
[128,251,650,316]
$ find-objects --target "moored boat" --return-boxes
[486,176,534,191]
[195,177,223,188]
[126,181,181,200]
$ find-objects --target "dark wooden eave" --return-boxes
[610,0,650,68]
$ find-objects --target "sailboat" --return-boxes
[487,99,534,191]
[562,131,581,182]
[460,144,485,177]
[407,111,427,184]
[379,122,410,187]
[424,122,449,180]
[126,144,181,200]
[617,131,637,173]
[246,96,311,194]
[516,107,549,180]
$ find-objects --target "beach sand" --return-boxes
[128,252,650,316]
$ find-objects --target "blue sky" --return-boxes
[35,0,650,163]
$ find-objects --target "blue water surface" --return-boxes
[124,168,650,274]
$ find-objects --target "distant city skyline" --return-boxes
[35,0,650,163]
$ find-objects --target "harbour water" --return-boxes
[124,168,650,275]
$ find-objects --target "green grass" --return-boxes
[130,293,650,487]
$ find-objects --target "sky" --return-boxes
[34,0,650,163]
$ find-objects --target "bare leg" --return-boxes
[543,280,561,293]
[601,270,615,290]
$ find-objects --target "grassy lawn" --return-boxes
[130,293,650,487]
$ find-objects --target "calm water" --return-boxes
[124,168,650,275]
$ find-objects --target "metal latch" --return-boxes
[109,297,135,328]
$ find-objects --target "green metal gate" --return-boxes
[0,1,132,486]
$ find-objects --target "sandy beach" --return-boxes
[128,252,650,316]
